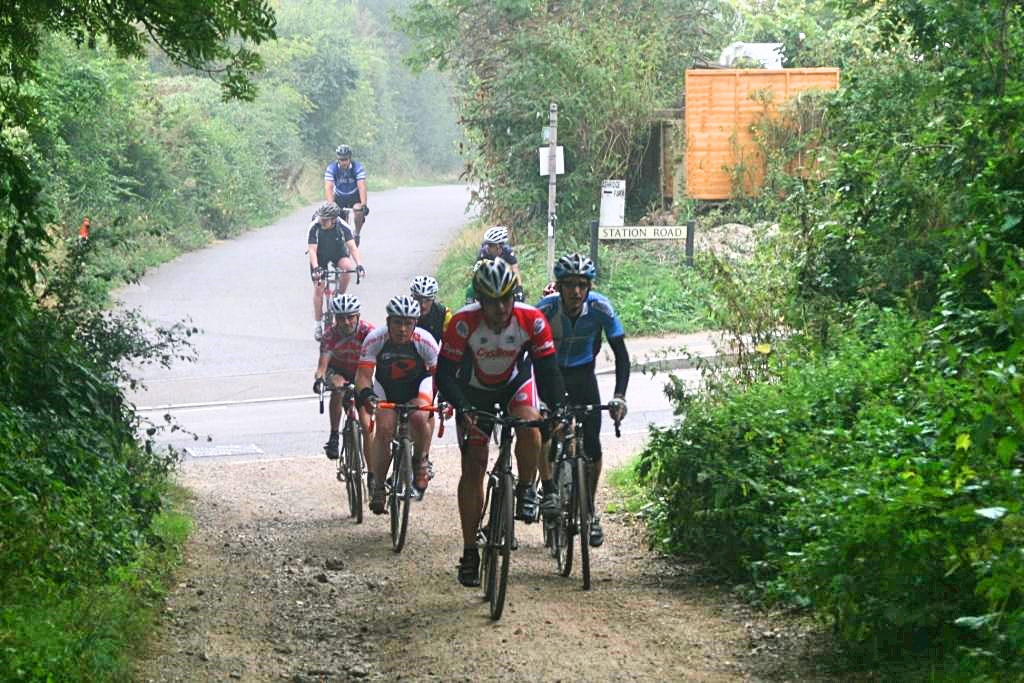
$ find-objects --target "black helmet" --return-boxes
[335,144,352,160]
[317,202,342,219]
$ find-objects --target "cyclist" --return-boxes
[535,253,629,547]
[308,202,366,341]
[312,294,375,461]
[476,226,524,301]
[324,144,368,243]
[355,295,440,513]
[436,257,565,587]
[410,275,452,345]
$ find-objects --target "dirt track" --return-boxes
[135,434,853,683]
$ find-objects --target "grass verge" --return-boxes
[0,484,192,683]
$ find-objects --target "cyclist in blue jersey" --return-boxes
[324,144,368,243]
[535,253,628,547]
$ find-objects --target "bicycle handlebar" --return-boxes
[368,401,451,438]
[553,403,622,438]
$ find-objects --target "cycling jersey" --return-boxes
[324,160,367,207]
[417,303,451,345]
[477,244,518,266]
[358,326,438,404]
[439,302,555,390]
[307,219,355,268]
[535,290,624,369]
[319,320,374,382]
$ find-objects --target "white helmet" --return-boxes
[483,226,510,245]
[472,257,519,299]
[328,293,361,315]
[410,275,439,299]
[386,294,421,319]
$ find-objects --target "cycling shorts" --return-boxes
[460,370,538,448]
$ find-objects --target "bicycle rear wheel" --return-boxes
[576,456,592,590]
[344,420,363,524]
[555,458,575,577]
[487,471,515,620]
[389,438,413,553]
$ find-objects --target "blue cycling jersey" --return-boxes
[324,160,367,203]
[535,290,625,368]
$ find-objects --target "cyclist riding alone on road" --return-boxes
[410,275,452,345]
[536,253,628,548]
[435,257,565,587]
[312,293,375,461]
[324,144,368,244]
[308,202,366,341]
[356,295,440,514]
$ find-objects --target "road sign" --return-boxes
[538,146,564,175]
[598,225,688,240]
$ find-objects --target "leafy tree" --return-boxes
[397,0,733,231]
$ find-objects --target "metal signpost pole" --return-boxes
[546,103,558,279]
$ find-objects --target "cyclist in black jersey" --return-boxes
[308,202,366,340]
[410,275,452,345]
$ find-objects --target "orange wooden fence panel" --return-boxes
[684,68,840,200]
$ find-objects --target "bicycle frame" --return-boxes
[546,403,621,590]
[318,382,366,523]
[464,407,549,620]
[371,401,448,553]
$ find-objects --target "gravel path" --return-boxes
[135,434,855,683]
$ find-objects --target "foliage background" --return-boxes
[629,2,1024,680]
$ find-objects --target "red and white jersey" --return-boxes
[440,302,556,390]
[320,319,374,381]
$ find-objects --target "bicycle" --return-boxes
[316,262,363,330]
[544,403,621,590]
[463,407,551,620]
[319,382,366,524]
[371,401,449,553]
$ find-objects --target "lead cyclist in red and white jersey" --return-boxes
[435,257,565,587]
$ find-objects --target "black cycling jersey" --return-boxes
[417,303,448,345]
[307,219,355,267]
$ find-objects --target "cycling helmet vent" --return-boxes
[482,226,510,245]
[472,257,519,299]
[386,294,421,319]
[329,293,361,315]
[317,202,342,219]
[410,275,439,299]
[553,253,597,281]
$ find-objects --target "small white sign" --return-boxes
[599,179,626,227]
[538,146,564,175]
[598,225,688,240]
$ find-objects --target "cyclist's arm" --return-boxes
[346,239,364,270]
[308,243,320,272]
[315,352,330,378]
[354,363,375,403]
[435,355,468,413]
[442,307,453,333]
[356,178,367,207]
[533,353,565,412]
[324,165,335,202]
[608,335,629,398]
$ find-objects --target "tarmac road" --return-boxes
[119,184,689,460]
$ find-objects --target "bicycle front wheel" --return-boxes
[576,456,592,590]
[555,458,574,576]
[389,438,413,553]
[344,420,363,524]
[487,471,515,620]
